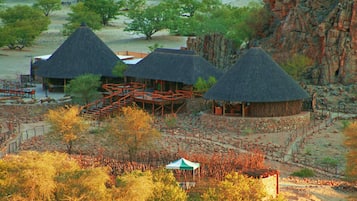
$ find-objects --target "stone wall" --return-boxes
[200,112,310,133]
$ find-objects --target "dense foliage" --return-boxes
[62,2,103,35]
[82,0,123,26]
[280,54,314,81]
[193,76,217,93]
[123,0,269,46]
[65,73,102,104]
[202,172,267,201]
[123,0,176,40]
[45,105,89,154]
[0,151,186,201]
[112,62,128,78]
[107,105,161,161]
[33,0,61,16]
[63,0,123,35]
[0,5,50,49]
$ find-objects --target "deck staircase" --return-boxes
[80,82,145,120]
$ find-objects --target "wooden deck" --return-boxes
[0,88,35,98]
[81,82,192,119]
[132,91,187,116]
[0,80,36,98]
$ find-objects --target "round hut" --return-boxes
[33,24,124,91]
[204,47,309,117]
[202,47,310,133]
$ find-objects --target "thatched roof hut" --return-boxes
[35,24,122,79]
[204,47,309,117]
[124,48,223,86]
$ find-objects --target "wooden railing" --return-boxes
[132,91,186,101]
[116,51,148,58]
[102,82,145,93]
[81,82,147,119]
[89,93,133,119]
[175,90,193,98]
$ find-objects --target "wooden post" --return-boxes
[223,101,226,116]
[171,101,174,113]
[242,103,245,117]
[212,100,215,114]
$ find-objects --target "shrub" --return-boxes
[164,114,177,128]
[291,168,315,178]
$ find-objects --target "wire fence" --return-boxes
[0,124,50,158]
[0,108,352,177]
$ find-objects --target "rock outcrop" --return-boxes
[187,0,357,85]
[261,0,357,85]
[186,34,238,72]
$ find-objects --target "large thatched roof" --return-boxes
[124,48,223,85]
[204,47,309,102]
[35,24,122,79]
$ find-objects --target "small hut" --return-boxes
[34,24,124,91]
[124,48,223,92]
[204,47,309,117]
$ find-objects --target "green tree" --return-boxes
[65,73,102,104]
[108,105,161,161]
[169,2,269,46]
[63,2,102,35]
[45,105,89,154]
[124,1,177,40]
[193,76,217,93]
[0,5,50,49]
[83,0,123,25]
[191,3,268,46]
[112,62,128,78]
[281,54,313,80]
[0,0,4,10]
[33,0,62,16]
[159,0,200,35]
[169,0,201,17]
[148,43,163,52]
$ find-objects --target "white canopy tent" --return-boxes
[166,158,200,170]
[166,158,200,187]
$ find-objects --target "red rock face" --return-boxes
[262,0,357,85]
[187,0,357,85]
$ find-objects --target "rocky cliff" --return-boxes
[261,0,357,85]
[188,0,357,85]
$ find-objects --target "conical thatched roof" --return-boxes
[124,48,223,85]
[204,47,309,102]
[36,24,122,79]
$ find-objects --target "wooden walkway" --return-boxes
[132,91,187,116]
[0,80,36,98]
[0,88,35,98]
[81,82,192,120]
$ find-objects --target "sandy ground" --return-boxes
[1,1,355,200]
[0,6,187,80]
